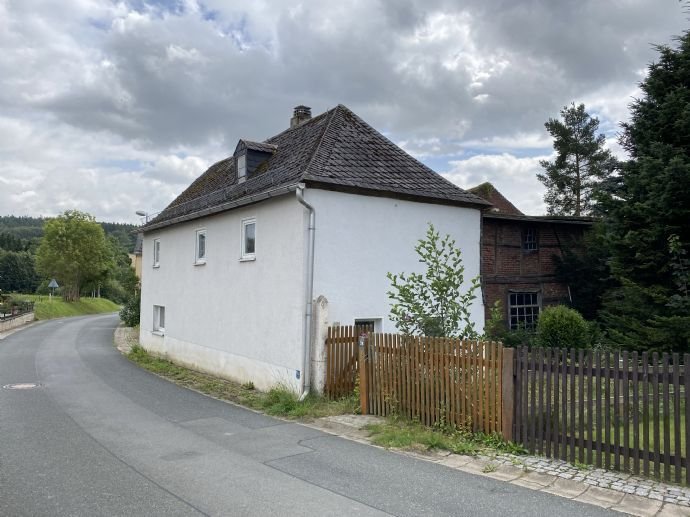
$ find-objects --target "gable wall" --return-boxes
[306,189,484,334]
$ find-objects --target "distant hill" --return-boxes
[0,216,139,252]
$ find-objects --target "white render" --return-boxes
[140,187,483,392]
[140,194,306,392]
[305,189,484,335]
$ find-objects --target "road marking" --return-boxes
[3,382,41,390]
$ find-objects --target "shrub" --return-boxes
[536,305,588,349]
[119,290,140,327]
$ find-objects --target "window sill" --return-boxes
[194,260,206,266]
[152,330,165,336]
[239,256,256,262]
[152,264,160,269]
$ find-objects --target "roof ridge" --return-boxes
[264,107,334,144]
[301,105,340,179]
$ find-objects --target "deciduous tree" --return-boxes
[35,210,112,301]
[387,224,480,338]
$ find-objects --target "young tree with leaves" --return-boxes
[538,103,616,216]
[35,210,113,301]
[387,224,480,338]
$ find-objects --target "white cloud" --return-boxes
[442,153,552,215]
[0,0,686,222]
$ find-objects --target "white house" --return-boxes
[139,105,489,394]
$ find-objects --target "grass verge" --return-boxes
[127,344,526,458]
[35,297,120,320]
[9,294,121,320]
[127,344,357,419]
[365,417,527,457]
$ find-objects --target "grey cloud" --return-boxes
[0,0,686,222]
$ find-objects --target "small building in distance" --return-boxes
[468,182,593,331]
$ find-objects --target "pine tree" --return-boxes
[599,32,690,352]
[538,103,616,216]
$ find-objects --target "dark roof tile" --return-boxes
[145,105,487,230]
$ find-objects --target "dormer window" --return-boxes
[233,139,277,185]
[237,154,247,183]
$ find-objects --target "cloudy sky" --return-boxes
[0,0,686,222]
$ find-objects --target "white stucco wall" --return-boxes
[306,189,484,335]
[139,194,306,391]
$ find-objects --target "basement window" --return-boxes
[508,292,540,331]
[153,305,165,334]
[354,318,382,333]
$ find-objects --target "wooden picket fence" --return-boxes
[324,325,364,398]
[514,347,690,484]
[325,326,505,435]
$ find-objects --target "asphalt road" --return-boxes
[0,314,616,516]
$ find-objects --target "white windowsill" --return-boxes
[194,260,206,266]
[152,330,164,336]
[152,264,160,269]
[239,256,256,262]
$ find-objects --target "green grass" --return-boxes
[127,344,358,420]
[10,294,120,320]
[365,417,527,456]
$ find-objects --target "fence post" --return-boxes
[358,333,369,414]
[501,347,515,442]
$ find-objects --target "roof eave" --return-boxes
[141,182,302,233]
[302,178,490,210]
[483,212,596,225]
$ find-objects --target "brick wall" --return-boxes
[480,218,587,324]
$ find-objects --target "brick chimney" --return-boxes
[290,105,312,128]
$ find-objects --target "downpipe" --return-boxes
[296,184,315,401]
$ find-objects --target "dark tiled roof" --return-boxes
[239,140,278,153]
[145,105,488,231]
[469,182,524,216]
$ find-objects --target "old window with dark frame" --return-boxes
[522,227,538,251]
[508,292,540,330]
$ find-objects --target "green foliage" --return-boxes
[536,305,589,349]
[553,223,615,320]
[387,224,480,338]
[119,290,141,327]
[35,210,113,301]
[365,418,527,456]
[538,103,617,216]
[482,300,535,348]
[0,251,39,292]
[0,232,30,252]
[597,32,690,352]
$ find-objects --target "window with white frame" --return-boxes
[153,305,165,334]
[237,154,247,183]
[508,292,540,331]
[241,218,256,260]
[195,229,206,263]
[153,238,160,267]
